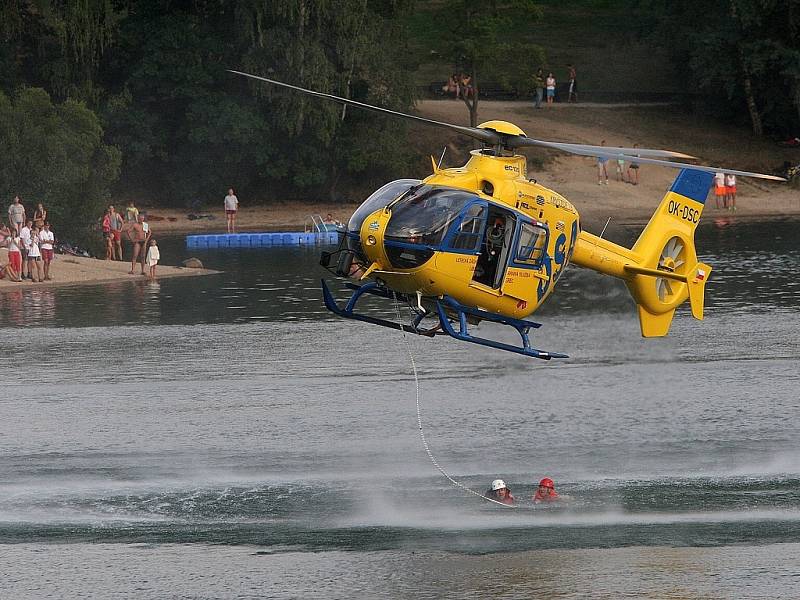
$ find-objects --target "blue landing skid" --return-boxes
[321,279,568,360]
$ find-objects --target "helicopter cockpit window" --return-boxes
[515,222,548,266]
[384,186,478,247]
[347,179,421,234]
[449,203,487,251]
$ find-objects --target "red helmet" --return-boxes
[538,477,554,489]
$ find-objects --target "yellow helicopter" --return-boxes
[230,70,784,360]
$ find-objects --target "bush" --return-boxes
[0,87,120,245]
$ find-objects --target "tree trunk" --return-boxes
[730,0,763,136]
[739,49,763,136]
[460,67,479,136]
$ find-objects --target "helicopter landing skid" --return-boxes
[321,279,443,337]
[321,279,568,360]
[433,296,568,360]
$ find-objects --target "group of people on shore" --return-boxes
[101,200,160,279]
[714,172,738,211]
[442,73,474,99]
[484,476,567,506]
[533,64,578,108]
[596,140,641,186]
[2,197,56,282]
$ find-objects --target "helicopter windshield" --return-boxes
[348,179,421,234]
[385,185,478,246]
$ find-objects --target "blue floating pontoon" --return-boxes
[186,230,340,249]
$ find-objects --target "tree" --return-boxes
[433,0,545,127]
[0,87,121,242]
[633,0,800,137]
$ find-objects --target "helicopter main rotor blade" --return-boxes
[509,135,784,180]
[228,69,499,146]
[608,154,786,181]
[514,139,695,160]
[508,136,694,160]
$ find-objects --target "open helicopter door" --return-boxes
[471,206,516,289]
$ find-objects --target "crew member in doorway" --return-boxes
[485,479,515,505]
[486,217,505,257]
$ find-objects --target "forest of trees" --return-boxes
[0,0,798,241]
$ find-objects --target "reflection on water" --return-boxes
[1,218,799,328]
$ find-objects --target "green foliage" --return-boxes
[632,0,800,135]
[427,0,545,124]
[0,0,417,210]
[0,87,120,242]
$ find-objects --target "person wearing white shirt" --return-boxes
[714,172,726,209]
[26,226,43,282]
[145,238,160,280]
[724,173,737,212]
[224,188,239,233]
[19,219,32,279]
[138,214,151,275]
[39,222,55,280]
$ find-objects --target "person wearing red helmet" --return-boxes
[533,477,561,504]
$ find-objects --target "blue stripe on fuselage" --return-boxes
[669,169,714,205]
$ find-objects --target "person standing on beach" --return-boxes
[626,143,640,186]
[109,205,124,260]
[224,188,239,233]
[33,203,47,229]
[546,72,556,105]
[533,68,545,109]
[126,218,146,274]
[713,172,726,209]
[26,226,43,282]
[145,238,160,280]
[567,64,578,103]
[39,222,55,281]
[125,200,139,223]
[138,214,152,275]
[725,173,737,211]
[4,229,23,281]
[19,219,32,279]
[102,209,114,260]
[597,140,609,185]
[8,196,25,234]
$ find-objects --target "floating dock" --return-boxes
[186,231,340,249]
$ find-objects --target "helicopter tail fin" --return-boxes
[623,169,714,336]
[571,168,714,337]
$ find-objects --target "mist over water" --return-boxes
[1,218,799,597]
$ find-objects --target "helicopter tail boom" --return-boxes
[572,169,714,337]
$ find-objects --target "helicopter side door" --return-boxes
[471,206,517,290]
[499,218,550,307]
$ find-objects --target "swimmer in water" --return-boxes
[485,479,515,505]
[532,477,569,504]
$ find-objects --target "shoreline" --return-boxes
[0,254,218,292]
[138,195,800,238]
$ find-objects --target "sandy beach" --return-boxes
[0,251,217,290]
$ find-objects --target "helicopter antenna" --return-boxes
[437,146,447,169]
[599,216,612,239]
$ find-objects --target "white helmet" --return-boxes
[491,479,507,491]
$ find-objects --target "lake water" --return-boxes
[1,217,799,598]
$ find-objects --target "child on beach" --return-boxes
[145,238,160,280]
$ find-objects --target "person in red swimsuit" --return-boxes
[532,477,561,503]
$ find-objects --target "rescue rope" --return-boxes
[392,293,513,508]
